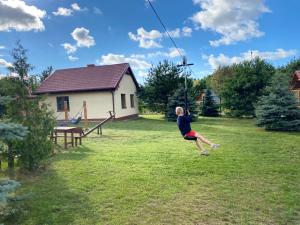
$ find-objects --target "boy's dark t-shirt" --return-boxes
[177,115,191,136]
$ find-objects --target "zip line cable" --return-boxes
[146,0,184,59]
[146,0,194,113]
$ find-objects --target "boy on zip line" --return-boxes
[176,106,220,156]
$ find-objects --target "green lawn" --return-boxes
[3,115,300,224]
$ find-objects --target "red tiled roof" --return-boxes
[35,63,138,94]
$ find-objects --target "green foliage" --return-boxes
[0,179,21,206]
[14,98,55,170]
[40,66,54,83]
[139,60,188,114]
[166,87,198,121]
[191,78,207,98]
[0,122,28,141]
[8,40,33,82]
[255,72,300,131]
[1,41,55,171]
[202,89,219,117]
[220,58,275,117]
[277,57,300,80]
[0,179,29,224]
[210,66,235,95]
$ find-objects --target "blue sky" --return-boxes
[0,0,299,83]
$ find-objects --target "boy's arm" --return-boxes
[186,110,192,122]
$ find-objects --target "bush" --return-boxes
[220,58,275,117]
[202,89,219,117]
[138,60,188,114]
[0,179,21,223]
[255,72,300,131]
[0,42,55,171]
[14,98,55,170]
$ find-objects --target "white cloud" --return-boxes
[129,27,163,49]
[168,48,185,58]
[130,54,146,59]
[53,7,73,16]
[100,53,151,70]
[205,49,297,70]
[137,70,148,77]
[147,48,185,58]
[61,43,77,54]
[71,3,80,11]
[129,26,192,49]
[182,26,193,37]
[0,0,46,32]
[191,0,270,47]
[243,49,297,61]
[93,7,102,15]
[53,3,86,16]
[61,27,95,56]
[0,58,12,67]
[167,27,193,38]
[0,45,5,49]
[167,28,181,38]
[99,53,151,77]
[68,55,79,61]
[205,53,242,70]
[71,27,95,48]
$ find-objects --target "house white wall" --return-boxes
[45,91,113,120]
[43,73,139,120]
[114,74,139,118]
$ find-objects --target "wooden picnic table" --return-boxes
[51,126,77,149]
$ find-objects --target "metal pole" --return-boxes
[83,101,88,129]
[177,56,194,114]
[185,73,188,114]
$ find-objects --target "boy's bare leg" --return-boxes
[195,139,209,156]
[196,134,213,146]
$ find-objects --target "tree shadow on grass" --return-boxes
[4,147,99,225]
[53,145,97,162]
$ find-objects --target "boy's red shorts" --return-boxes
[185,130,199,137]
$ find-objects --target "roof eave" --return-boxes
[34,87,115,95]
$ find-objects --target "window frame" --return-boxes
[56,96,70,112]
[130,94,135,108]
[121,94,127,109]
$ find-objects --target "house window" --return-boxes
[130,94,135,108]
[56,96,70,112]
[121,94,126,109]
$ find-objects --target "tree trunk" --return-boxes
[7,143,14,169]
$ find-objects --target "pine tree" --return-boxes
[255,72,300,131]
[202,89,219,117]
[1,41,55,170]
[166,87,198,121]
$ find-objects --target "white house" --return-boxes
[35,63,139,120]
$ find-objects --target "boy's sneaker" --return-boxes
[201,150,209,156]
[211,144,220,149]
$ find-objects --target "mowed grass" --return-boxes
[3,115,300,224]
